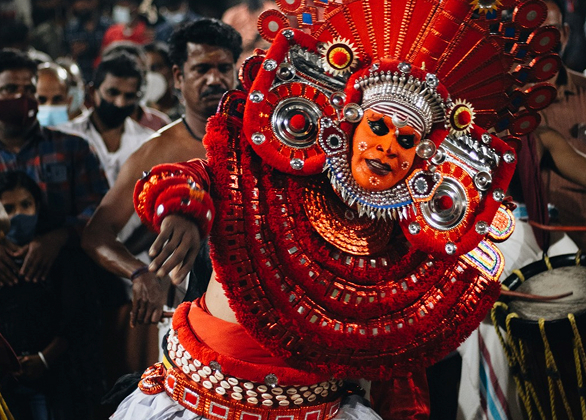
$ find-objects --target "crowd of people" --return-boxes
[0,0,585,419]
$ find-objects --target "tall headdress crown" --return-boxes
[256,0,560,136]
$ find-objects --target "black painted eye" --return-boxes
[367,118,389,136]
[397,134,416,149]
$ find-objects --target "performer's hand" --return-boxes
[149,214,201,285]
[130,271,171,327]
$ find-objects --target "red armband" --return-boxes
[134,162,215,237]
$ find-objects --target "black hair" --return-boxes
[101,41,147,68]
[144,42,172,69]
[92,51,144,89]
[0,171,43,211]
[0,48,38,76]
[0,21,29,50]
[168,18,243,69]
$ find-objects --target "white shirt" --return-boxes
[58,111,155,246]
[59,111,155,186]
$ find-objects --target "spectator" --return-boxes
[0,49,108,417]
[82,17,241,331]
[539,0,586,250]
[55,56,88,119]
[222,0,275,67]
[144,42,184,121]
[35,63,72,127]
[155,0,201,43]
[100,41,172,131]
[0,20,52,64]
[59,50,160,394]
[63,0,112,83]
[101,0,154,52]
[29,0,66,60]
[0,48,108,286]
[60,52,154,187]
[0,171,93,420]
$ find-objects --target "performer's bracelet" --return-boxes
[130,266,150,281]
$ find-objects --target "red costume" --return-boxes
[114,0,561,418]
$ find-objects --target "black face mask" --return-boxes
[94,97,135,129]
[0,96,38,129]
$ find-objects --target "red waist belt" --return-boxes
[138,324,344,420]
[140,362,343,420]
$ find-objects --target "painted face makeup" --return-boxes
[351,108,421,191]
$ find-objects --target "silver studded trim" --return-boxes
[398,62,411,73]
[408,222,421,235]
[503,151,516,164]
[473,171,492,191]
[342,103,364,123]
[166,329,343,406]
[263,59,278,71]
[416,139,437,159]
[251,133,266,145]
[475,221,489,235]
[445,242,457,255]
[249,91,264,103]
[282,29,294,40]
[290,158,304,170]
[492,188,505,202]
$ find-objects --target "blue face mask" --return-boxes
[6,213,38,246]
[37,105,69,127]
[68,86,86,115]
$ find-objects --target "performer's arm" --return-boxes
[134,159,215,282]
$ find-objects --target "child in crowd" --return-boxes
[0,171,101,420]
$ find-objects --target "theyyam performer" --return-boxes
[112,0,561,417]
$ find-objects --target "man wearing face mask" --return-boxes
[35,62,72,128]
[101,0,155,53]
[0,48,108,287]
[60,52,155,187]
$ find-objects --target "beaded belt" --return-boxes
[139,363,342,420]
[138,328,344,420]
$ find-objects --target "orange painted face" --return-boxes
[351,109,421,191]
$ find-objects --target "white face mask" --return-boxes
[142,71,167,105]
[37,104,69,127]
[163,10,185,25]
[113,5,131,24]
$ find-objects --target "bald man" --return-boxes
[36,63,74,127]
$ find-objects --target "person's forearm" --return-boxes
[41,336,68,368]
[82,222,148,279]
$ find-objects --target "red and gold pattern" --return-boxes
[139,363,342,420]
[163,110,502,380]
[134,0,549,387]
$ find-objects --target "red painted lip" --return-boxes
[366,158,391,176]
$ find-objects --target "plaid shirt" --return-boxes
[0,124,108,230]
